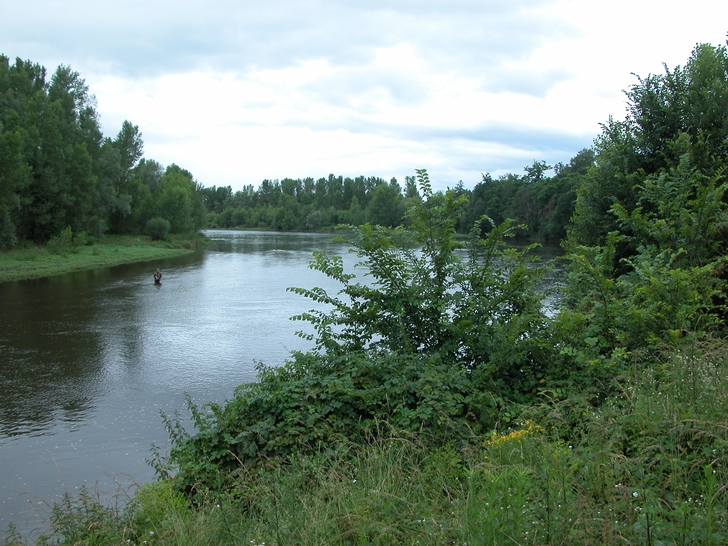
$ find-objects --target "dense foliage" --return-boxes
[202,175,413,232]
[0,56,206,250]
[165,141,728,497]
[571,42,728,248]
[152,40,728,537]
[1,53,586,252]
[562,41,728,381]
[458,150,594,242]
[162,170,556,494]
[7,39,728,545]
[18,339,728,545]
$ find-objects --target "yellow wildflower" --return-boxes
[483,420,543,447]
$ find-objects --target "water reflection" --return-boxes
[0,231,350,533]
[0,252,205,438]
[0,230,564,534]
[205,229,343,254]
[0,280,105,437]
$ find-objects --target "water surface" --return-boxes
[0,231,348,534]
[0,230,563,536]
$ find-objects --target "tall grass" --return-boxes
[9,339,728,545]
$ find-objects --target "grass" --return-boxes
[0,235,205,284]
[8,339,728,545]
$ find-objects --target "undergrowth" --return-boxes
[11,338,728,545]
[8,168,728,544]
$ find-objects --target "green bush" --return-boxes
[46,226,73,255]
[146,216,171,241]
[163,350,493,494]
[72,230,96,247]
[289,170,554,398]
[163,170,551,496]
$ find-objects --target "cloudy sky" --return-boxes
[2,1,727,191]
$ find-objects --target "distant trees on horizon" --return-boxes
[0,52,596,251]
[200,153,592,243]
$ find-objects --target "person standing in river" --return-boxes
[154,267,162,285]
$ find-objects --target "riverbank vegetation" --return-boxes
[0,233,205,283]
[199,151,588,242]
[14,341,728,544]
[2,51,587,256]
[5,39,728,545]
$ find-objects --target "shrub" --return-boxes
[163,170,550,496]
[289,170,554,400]
[72,230,96,247]
[163,350,492,494]
[146,217,171,241]
[46,226,73,255]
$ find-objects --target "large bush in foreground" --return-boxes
[34,341,728,545]
[163,170,555,495]
[289,170,553,396]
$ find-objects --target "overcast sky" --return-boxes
[2,1,727,191]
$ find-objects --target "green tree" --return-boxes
[404,175,419,199]
[108,121,144,233]
[523,160,551,183]
[21,64,99,242]
[571,42,728,247]
[155,165,205,233]
[366,180,404,227]
[0,57,41,248]
[0,119,30,248]
[537,148,594,241]
[558,42,728,380]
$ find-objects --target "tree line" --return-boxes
[6,41,727,258]
[0,55,206,250]
[201,151,593,243]
[1,53,594,252]
[202,174,419,233]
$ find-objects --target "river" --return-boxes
[0,230,563,538]
[0,231,354,537]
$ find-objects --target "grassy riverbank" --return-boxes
[9,340,728,545]
[0,234,206,284]
[8,178,728,544]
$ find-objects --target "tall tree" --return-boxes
[571,42,728,247]
[108,121,143,233]
[367,179,404,227]
[19,64,99,242]
[153,164,205,234]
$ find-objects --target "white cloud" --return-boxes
[1,0,727,191]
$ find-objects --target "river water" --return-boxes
[0,231,353,536]
[0,230,563,538]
